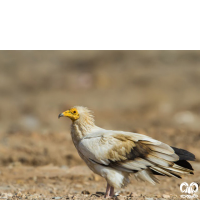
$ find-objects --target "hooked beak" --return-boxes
[58,113,64,119]
[58,110,70,119]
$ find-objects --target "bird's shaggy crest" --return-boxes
[73,106,95,123]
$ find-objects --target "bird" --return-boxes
[58,106,195,198]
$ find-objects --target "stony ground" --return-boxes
[0,163,200,200]
[0,131,199,200]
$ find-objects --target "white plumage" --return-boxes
[58,106,195,198]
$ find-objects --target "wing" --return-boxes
[78,130,193,183]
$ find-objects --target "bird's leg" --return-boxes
[104,183,111,198]
[109,186,115,197]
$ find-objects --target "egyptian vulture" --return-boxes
[58,106,195,198]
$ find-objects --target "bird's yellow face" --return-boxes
[58,108,80,121]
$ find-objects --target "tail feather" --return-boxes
[174,160,193,171]
[148,147,195,181]
[125,145,195,184]
[171,146,195,161]
[150,166,181,178]
[143,146,195,183]
[171,146,195,175]
[165,166,191,174]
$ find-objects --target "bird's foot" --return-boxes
[104,194,118,199]
[104,195,114,199]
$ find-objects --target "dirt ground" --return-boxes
[0,51,200,199]
[0,130,199,200]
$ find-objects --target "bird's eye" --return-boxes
[73,111,76,114]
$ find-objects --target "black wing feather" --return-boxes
[171,146,195,161]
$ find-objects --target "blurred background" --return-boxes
[0,51,200,167]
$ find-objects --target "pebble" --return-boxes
[162,194,170,199]
[27,194,41,199]
[145,198,154,200]
[115,196,126,200]
[16,191,23,197]
[52,197,62,199]
[0,193,13,199]
[129,192,140,197]
[81,190,90,194]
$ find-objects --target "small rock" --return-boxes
[27,194,40,199]
[95,192,104,196]
[145,198,154,200]
[7,193,13,198]
[129,192,140,197]
[162,194,170,199]
[0,193,13,199]
[91,194,100,198]
[81,190,90,194]
[16,191,23,197]
[52,197,62,200]
[115,196,126,200]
